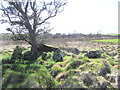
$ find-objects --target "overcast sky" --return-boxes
[0,0,119,34]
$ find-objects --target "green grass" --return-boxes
[102,33,119,36]
[93,39,120,44]
[1,45,119,88]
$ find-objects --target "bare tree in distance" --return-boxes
[0,0,67,54]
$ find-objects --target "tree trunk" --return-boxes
[29,30,38,55]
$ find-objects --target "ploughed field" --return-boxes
[0,36,120,88]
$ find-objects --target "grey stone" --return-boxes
[98,61,111,76]
[42,52,47,60]
[72,48,80,54]
[53,49,64,62]
[66,48,80,54]
[99,80,107,88]
[85,50,101,58]
[82,73,93,86]
[72,54,75,58]
[106,74,116,83]
[11,46,23,59]
[81,51,88,53]
[23,51,34,60]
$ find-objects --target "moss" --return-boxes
[50,66,64,78]
[2,70,26,88]
[65,59,83,70]
[51,66,64,72]
[23,67,55,88]
[91,59,102,63]
[56,59,70,68]
[1,55,12,64]
[1,45,118,88]
[12,64,27,72]
[2,64,13,74]
[27,64,44,71]
[22,49,30,54]
[108,60,114,66]
[43,60,55,69]
[78,61,103,72]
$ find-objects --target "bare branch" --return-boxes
[25,1,29,14]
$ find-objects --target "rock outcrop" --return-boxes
[11,46,23,59]
[23,51,34,60]
[85,50,101,58]
[53,49,64,62]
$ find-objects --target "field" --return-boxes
[94,39,120,44]
[102,34,120,36]
[0,34,120,88]
[86,33,120,36]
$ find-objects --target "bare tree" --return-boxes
[0,0,67,54]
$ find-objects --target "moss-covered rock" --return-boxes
[98,61,111,76]
[2,70,26,88]
[11,46,23,59]
[66,60,83,70]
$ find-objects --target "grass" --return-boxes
[1,44,119,88]
[102,34,120,36]
[93,39,120,44]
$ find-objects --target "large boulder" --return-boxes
[38,44,58,52]
[85,50,101,58]
[11,46,23,59]
[53,49,64,62]
[67,48,80,54]
[23,51,34,60]
[71,48,80,55]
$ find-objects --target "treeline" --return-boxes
[0,33,119,41]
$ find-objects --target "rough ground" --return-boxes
[0,37,120,88]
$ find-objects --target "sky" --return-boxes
[0,0,119,34]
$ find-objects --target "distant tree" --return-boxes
[0,0,67,54]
